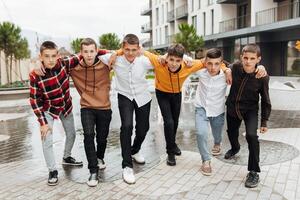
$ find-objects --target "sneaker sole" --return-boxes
[201,171,212,176]
[245,183,259,188]
[122,175,136,184]
[132,158,145,165]
[47,181,58,186]
[62,162,83,166]
[212,151,221,156]
[166,161,176,166]
[87,182,98,187]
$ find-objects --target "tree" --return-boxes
[0,21,30,85]
[15,38,30,82]
[174,23,204,54]
[70,38,83,53]
[0,21,21,84]
[99,33,121,50]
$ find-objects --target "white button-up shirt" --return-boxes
[194,68,227,117]
[100,54,153,107]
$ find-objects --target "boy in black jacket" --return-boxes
[224,44,271,188]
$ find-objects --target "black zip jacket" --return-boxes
[226,61,271,127]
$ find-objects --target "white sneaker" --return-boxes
[122,167,136,184]
[97,159,106,170]
[86,173,98,187]
[132,152,145,164]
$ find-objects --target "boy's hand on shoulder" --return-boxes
[40,125,50,140]
[108,53,117,68]
[260,127,268,134]
[33,60,46,76]
[183,55,193,67]
[225,68,232,85]
[255,65,267,79]
[158,53,167,65]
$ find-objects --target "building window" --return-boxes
[192,15,197,30]
[156,29,159,45]
[211,9,214,34]
[203,12,206,36]
[162,4,165,23]
[165,25,168,44]
[160,28,162,44]
[208,0,213,6]
[156,7,159,25]
[191,0,194,12]
[198,0,201,9]
[166,2,168,13]
[287,40,300,76]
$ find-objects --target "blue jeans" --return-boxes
[195,107,225,162]
[42,112,76,171]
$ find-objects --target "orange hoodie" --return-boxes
[144,51,227,93]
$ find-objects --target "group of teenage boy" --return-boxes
[29,33,271,189]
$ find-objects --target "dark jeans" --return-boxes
[226,109,260,172]
[81,108,112,173]
[118,94,151,168]
[155,89,181,155]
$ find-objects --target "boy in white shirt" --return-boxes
[194,48,227,176]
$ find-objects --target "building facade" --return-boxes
[141,0,300,76]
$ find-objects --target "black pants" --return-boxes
[118,94,151,168]
[81,108,112,173]
[156,89,181,155]
[226,109,260,172]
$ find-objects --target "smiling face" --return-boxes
[39,49,59,69]
[80,44,97,66]
[166,55,183,72]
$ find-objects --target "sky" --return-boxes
[0,0,150,41]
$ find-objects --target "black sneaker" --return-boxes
[245,171,260,188]
[224,148,240,159]
[62,156,83,166]
[173,145,182,156]
[87,172,99,187]
[48,170,58,186]
[167,154,176,166]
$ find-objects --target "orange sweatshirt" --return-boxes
[144,51,227,93]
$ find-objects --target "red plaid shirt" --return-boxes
[29,55,80,126]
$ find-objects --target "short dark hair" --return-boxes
[242,44,261,57]
[122,34,139,46]
[40,41,57,54]
[206,48,222,59]
[80,38,97,50]
[167,44,185,58]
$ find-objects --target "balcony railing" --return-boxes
[208,0,214,6]
[167,10,175,22]
[256,1,300,25]
[141,22,152,33]
[219,15,251,33]
[176,4,188,19]
[141,2,152,15]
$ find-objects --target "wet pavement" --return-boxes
[0,87,300,199]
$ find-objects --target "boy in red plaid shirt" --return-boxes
[29,41,83,186]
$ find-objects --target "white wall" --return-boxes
[0,51,32,85]
[251,0,277,26]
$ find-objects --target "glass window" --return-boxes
[287,40,300,76]
[192,15,197,30]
